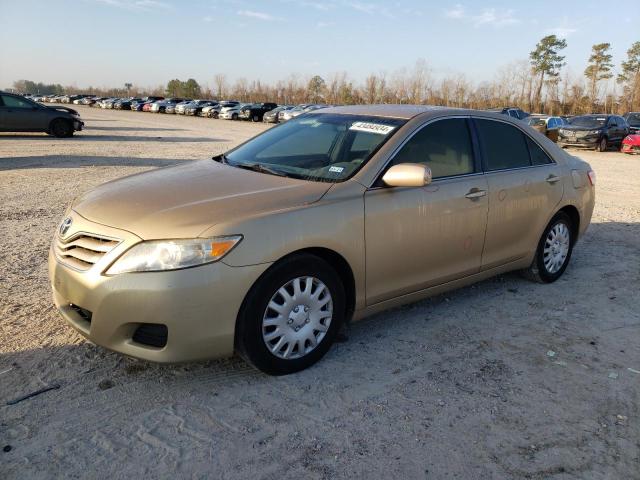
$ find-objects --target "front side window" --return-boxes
[225,114,406,182]
[475,119,530,171]
[1,95,35,109]
[389,118,475,179]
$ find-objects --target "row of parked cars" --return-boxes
[491,106,640,154]
[34,93,331,124]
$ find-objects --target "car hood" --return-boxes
[561,125,603,132]
[72,160,332,239]
[46,106,79,115]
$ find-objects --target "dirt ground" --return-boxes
[1,106,639,479]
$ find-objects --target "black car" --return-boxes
[624,112,640,134]
[0,91,83,137]
[558,114,629,152]
[184,100,218,116]
[487,107,530,120]
[238,102,278,122]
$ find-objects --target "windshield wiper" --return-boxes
[232,162,288,177]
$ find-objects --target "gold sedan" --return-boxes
[49,106,596,374]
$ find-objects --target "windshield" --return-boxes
[225,113,406,183]
[569,116,606,128]
[626,113,640,127]
[525,117,546,127]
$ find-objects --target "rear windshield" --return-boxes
[225,113,406,183]
[525,117,547,127]
[569,116,606,127]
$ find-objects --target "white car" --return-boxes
[219,103,249,120]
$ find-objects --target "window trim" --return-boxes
[369,115,481,188]
[470,116,556,174]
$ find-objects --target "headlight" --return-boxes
[105,235,242,274]
[588,130,600,135]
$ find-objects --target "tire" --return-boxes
[49,119,74,138]
[232,113,238,120]
[252,114,260,122]
[522,212,574,283]
[597,137,608,152]
[235,254,345,375]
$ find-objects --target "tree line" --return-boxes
[12,38,640,115]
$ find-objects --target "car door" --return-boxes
[473,118,564,270]
[0,94,47,131]
[364,117,489,305]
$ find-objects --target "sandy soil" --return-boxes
[1,106,639,479]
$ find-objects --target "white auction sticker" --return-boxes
[329,166,344,173]
[349,122,396,135]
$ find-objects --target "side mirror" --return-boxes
[382,163,432,188]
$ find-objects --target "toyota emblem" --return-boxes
[59,217,73,236]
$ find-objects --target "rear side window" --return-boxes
[390,118,475,179]
[1,95,33,108]
[475,119,530,171]
[526,137,553,165]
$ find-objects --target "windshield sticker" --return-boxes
[349,122,396,135]
[329,166,344,173]
[596,118,606,121]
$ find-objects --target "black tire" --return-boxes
[49,119,73,138]
[232,113,238,120]
[212,112,219,119]
[597,137,608,152]
[235,254,345,375]
[252,114,260,122]
[522,212,575,283]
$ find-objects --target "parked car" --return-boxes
[238,102,279,122]
[0,90,84,137]
[558,114,629,152]
[171,100,195,115]
[621,134,640,154]
[524,115,567,142]
[263,105,294,123]
[184,100,218,116]
[150,98,187,113]
[278,104,327,122]
[219,103,249,120]
[204,101,239,119]
[487,107,530,120]
[49,105,594,374]
[624,112,640,134]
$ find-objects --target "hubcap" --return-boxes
[262,276,333,360]
[543,222,570,274]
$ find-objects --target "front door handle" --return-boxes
[546,175,560,184]
[465,189,487,199]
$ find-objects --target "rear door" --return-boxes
[0,94,48,131]
[364,117,489,304]
[473,118,564,270]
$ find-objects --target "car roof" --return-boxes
[311,104,478,120]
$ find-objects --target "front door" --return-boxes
[364,117,489,305]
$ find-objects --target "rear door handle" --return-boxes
[465,189,487,199]
[546,175,560,184]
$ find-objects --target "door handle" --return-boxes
[546,175,560,184]
[465,189,487,199]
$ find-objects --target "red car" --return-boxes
[621,134,640,154]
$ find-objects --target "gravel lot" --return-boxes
[1,106,639,479]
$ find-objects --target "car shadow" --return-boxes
[86,126,188,132]
[0,155,190,170]
[0,134,223,143]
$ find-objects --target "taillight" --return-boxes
[587,170,596,186]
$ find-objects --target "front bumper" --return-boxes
[558,136,599,148]
[74,120,84,131]
[621,143,640,154]
[48,215,270,363]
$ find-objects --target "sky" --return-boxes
[1,0,638,90]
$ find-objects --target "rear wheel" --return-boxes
[597,137,608,152]
[522,212,574,283]
[235,254,345,375]
[49,119,73,138]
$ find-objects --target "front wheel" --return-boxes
[597,137,608,152]
[49,119,74,138]
[235,254,345,375]
[252,114,260,122]
[232,113,238,120]
[522,212,574,283]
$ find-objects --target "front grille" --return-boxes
[55,233,121,271]
[132,324,168,348]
